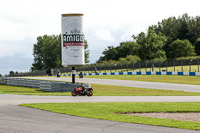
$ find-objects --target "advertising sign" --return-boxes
[72,70,76,74]
[61,14,85,67]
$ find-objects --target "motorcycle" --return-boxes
[71,85,93,96]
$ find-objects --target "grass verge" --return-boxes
[1,84,200,96]
[20,102,200,130]
[0,85,71,96]
[64,65,200,74]
[82,75,200,85]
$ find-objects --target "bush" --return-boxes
[119,55,141,64]
[150,57,167,63]
[175,56,200,61]
[169,39,196,58]
[195,38,200,55]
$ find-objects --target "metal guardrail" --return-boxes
[5,78,40,88]
[0,77,5,85]
[40,81,84,92]
[0,78,89,92]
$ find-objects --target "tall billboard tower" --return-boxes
[61,14,85,67]
[61,13,85,83]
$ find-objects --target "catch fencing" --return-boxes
[8,59,200,77]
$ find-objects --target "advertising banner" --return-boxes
[61,14,85,67]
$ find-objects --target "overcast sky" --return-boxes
[0,0,199,75]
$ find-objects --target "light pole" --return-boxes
[181,60,183,72]
[189,60,192,72]
[146,61,148,71]
[115,64,117,72]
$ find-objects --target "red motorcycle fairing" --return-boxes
[75,87,83,93]
[72,87,93,96]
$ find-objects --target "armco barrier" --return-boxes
[0,77,5,85]
[1,78,88,92]
[5,78,41,88]
[39,81,88,92]
[62,71,200,76]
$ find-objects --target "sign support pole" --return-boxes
[72,67,75,83]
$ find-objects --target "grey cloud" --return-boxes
[85,26,134,63]
[0,56,33,75]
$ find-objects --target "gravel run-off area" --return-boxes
[126,112,200,122]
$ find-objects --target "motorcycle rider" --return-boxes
[57,70,61,78]
[80,84,85,94]
[71,83,93,96]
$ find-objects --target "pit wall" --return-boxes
[62,71,200,76]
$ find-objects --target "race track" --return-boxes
[0,94,200,133]
[1,77,200,133]
[24,77,200,92]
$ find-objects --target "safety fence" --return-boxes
[62,71,200,77]
[8,59,200,77]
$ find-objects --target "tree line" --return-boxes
[97,14,200,64]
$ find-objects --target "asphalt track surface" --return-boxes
[1,94,200,133]
[1,77,200,133]
[2,105,199,133]
[25,76,200,92]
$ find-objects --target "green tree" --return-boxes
[150,16,178,57]
[118,55,141,64]
[0,74,2,77]
[98,46,118,62]
[124,55,141,64]
[188,16,200,45]
[151,14,200,57]
[32,34,90,70]
[135,29,166,61]
[195,38,200,55]
[97,14,200,62]
[32,35,61,70]
[84,40,90,63]
[9,71,15,76]
[15,71,18,76]
[119,57,126,64]
[169,39,196,58]
[116,41,140,59]
[97,41,140,63]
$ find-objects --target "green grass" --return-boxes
[92,84,200,96]
[82,75,200,85]
[20,102,200,130]
[1,84,200,96]
[0,85,71,96]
